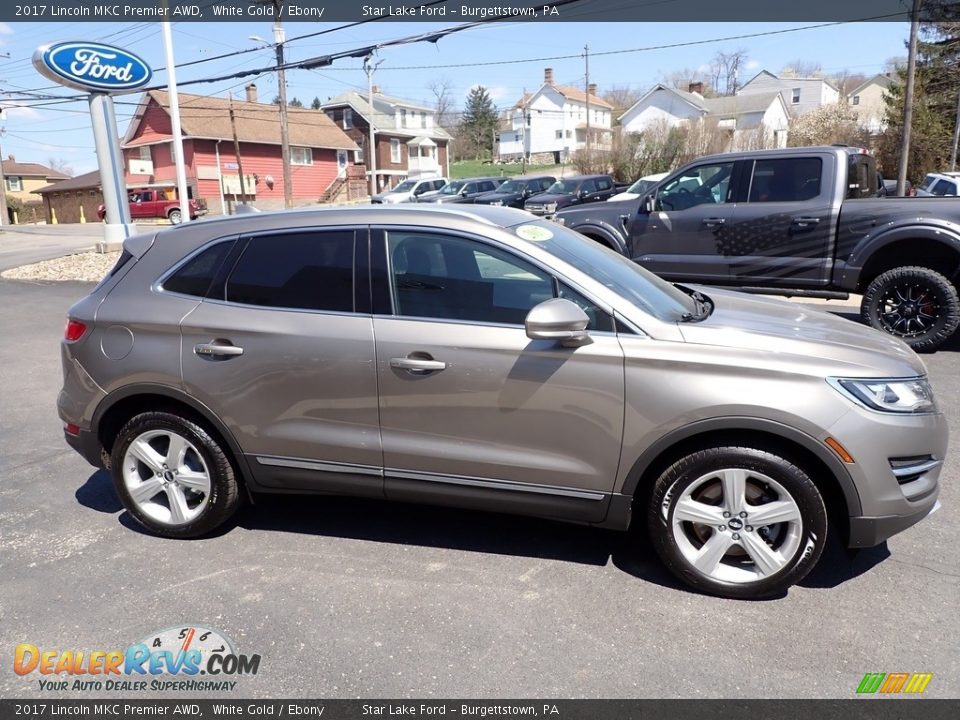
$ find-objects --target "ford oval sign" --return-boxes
[33,42,152,94]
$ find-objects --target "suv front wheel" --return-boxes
[648,447,827,599]
[111,411,241,538]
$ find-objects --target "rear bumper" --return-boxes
[64,427,106,470]
[848,498,941,548]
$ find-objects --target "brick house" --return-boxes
[322,89,451,192]
[121,84,360,214]
[32,170,103,225]
[3,157,70,222]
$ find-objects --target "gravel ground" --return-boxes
[0,250,120,282]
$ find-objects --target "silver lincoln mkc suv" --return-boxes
[58,205,947,598]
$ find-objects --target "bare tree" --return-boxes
[47,157,74,177]
[884,56,908,74]
[602,85,643,123]
[661,68,716,96]
[711,48,749,95]
[781,60,823,78]
[427,78,456,130]
[831,69,869,98]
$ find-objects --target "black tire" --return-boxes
[648,447,827,599]
[110,411,241,538]
[860,266,960,352]
[168,208,183,225]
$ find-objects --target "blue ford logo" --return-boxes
[32,41,152,94]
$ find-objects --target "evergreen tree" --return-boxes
[311,96,322,110]
[289,97,304,108]
[461,86,499,160]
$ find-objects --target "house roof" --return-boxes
[617,84,707,122]
[321,91,452,140]
[702,92,783,116]
[550,84,614,110]
[741,69,840,93]
[123,91,358,150]
[2,158,70,179]
[848,73,894,97]
[33,170,100,194]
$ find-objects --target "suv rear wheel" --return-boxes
[861,266,960,352]
[110,411,241,538]
[648,447,827,599]
[168,208,183,225]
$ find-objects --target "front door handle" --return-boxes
[792,216,822,228]
[390,356,446,373]
[702,217,726,227]
[194,341,244,358]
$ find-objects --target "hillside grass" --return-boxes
[449,160,563,179]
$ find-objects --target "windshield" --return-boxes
[514,221,696,321]
[392,180,417,192]
[439,181,465,195]
[625,178,657,195]
[918,174,937,191]
[495,180,523,193]
[545,179,580,195]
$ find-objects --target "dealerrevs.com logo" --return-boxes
[14,625,260,692]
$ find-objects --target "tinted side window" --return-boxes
[596,178,612,191]
[388,232,553,325]
[226,231,354,312]
[658,162,734,211]
[558,283,614,332]
[932,179,956,196]
[580,180,597,194]
[748,157,822,202]
[539,178,554,191]
[163,240,234,298]
[479,181,496,192]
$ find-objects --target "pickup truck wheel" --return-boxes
[648,447,827,599]
[861,266,960,352]
[167,208,183,225]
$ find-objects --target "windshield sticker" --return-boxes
[515,225,554,242]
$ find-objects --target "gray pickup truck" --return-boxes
[555,146,960,351]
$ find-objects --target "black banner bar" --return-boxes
[4,0,957,23]
[1,700,959,720]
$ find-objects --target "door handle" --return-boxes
[194,341,244,358]
[390,356,446,373]
[792,216,821,228]
[702,217,726,227]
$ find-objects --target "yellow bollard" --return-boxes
[12,211,18,225]
[79,205,86,224]
[50,207,58,224]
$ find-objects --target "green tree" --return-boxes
[311,96,322,110]
[877,4,960,180]
[288,97,304,108]
[461,85,499,160]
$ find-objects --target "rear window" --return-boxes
[226,231,354,312]
[162,241,234,298]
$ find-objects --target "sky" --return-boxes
[0,19,910,175]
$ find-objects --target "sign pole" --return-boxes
[161,16,190,223]
[89,92,134,247]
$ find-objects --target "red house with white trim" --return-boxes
[121,84,361,214]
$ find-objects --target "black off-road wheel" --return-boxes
[861,266,960,352]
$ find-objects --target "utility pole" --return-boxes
[898,0,922,197]
[950,88,960,172]
[584,44,591,166]
[229,96,248,205]
[364,54,383,197]
[254,0,292,208]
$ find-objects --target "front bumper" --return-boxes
[849,500,941,547]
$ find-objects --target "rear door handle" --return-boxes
[702,217,726,227]
[194,341,244,358]
[791,216,821,228]
[390,356,446,373]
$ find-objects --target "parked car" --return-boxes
[473,175,557,208]
[915,172,960,197]
[524,174,625,216]
[98,188,206,225]
[878,174,914,197]
[607,172,669,202]
[59,204,946,599]
[371,177,447,204]
[416,177,506,204]
[554,146,960,351]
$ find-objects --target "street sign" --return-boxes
[32,41,152,94]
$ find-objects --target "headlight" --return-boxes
[490,200,503,206]
[553,216,566,226]
[545,202,557,213]
[831,377,937,414]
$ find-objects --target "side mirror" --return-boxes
[460,188,469,196]
[525,298,591,347]
[642,195,656,213]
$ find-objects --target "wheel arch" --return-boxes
[568,223,627,255]
[847,227,960,291]
[620,417,862,533]
[93,384,255,492]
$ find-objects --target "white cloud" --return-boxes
[466,83,511,102]
[0,23,13,35]
[2,104,43,121]
[745,60,761,71]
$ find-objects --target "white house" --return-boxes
[618,83,790,150]
[497,68,613,162]
[738,70,840,117]
[848,74,894,132]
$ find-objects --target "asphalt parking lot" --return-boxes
[1,272,958,700]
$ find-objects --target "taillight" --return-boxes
[64,423,80,436]
[64,319,88,342]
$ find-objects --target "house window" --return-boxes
[291,147,313,165]
[343,108,353,129]
[555,130,563,139]
[410,146,419,158]
[421,111,426,128]
[5,176,22,192]
[138,146,151,161]
[565,129,572,138]
[514,133,520,142]
[390,138,401,163]
[852,95,860,106]
[354,148,364,164]
[791,88,801,104]
[401,109,407,127]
